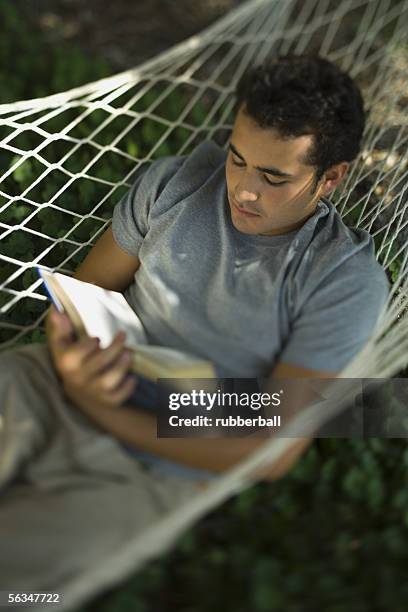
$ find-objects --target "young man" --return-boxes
[46,53,388,474]
[0,55,389,594]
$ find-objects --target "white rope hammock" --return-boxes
[1,0,408,608]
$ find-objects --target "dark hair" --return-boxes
[235,54,366,191]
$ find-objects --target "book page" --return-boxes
[54,273,148,349]
[131,345,216,379]
[134,345,203,365]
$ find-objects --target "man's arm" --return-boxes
[71,225,141,290]
[75,360,338,482]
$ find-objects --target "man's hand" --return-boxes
[46,305,137,413]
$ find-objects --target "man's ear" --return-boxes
[319,162,349,197]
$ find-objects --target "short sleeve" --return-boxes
[278,262,390,373]
[111,155,185,257]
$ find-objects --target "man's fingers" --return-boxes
[107,374,137,406]
[57,336,100,376]
[82,331,128,379]
[92,349,133,393]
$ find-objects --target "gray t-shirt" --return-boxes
[112,140,389,478]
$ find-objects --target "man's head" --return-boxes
[225,54,365,236]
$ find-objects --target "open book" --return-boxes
[38,268,217,410]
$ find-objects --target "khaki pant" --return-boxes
[0,344,204,609]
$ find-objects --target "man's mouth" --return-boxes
[231,197,260,218]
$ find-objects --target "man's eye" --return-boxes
[229,154,287,186]
[264,176,287,187]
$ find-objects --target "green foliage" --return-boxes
[0,3,111,102]
[388,259,402,283]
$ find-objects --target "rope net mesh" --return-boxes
[1,0,408,607]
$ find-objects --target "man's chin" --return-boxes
[231,217,260,235]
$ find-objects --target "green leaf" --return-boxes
[10,156,33,185]
[126,140,139,157]
[177,530,195,555]
[342,467,365,499]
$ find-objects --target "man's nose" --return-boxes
[237,189,258,202]
[235,170,260,202]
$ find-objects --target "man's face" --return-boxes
[225,106,324,236]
